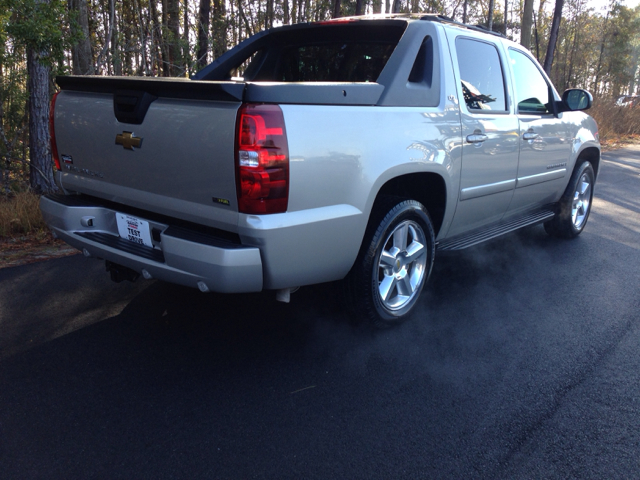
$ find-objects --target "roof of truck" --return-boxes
[315,13,507,38]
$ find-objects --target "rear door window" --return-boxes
[455,38,507,112]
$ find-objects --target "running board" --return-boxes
[437,207,556,251]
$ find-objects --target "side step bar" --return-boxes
[437,207,556,251]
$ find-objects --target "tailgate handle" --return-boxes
[113,90,157,125]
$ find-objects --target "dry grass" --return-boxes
[589,99,640,145]
[0,191,48,240]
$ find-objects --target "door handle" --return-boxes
[466,133,488,144]
[523,132,539,141]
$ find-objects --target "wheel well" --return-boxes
[376,173,447,236]
[578,147,601,177]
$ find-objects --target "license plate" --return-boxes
[116,213,154,248]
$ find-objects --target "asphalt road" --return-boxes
[1,146,639,479]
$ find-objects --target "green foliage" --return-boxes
[1,0,73,65]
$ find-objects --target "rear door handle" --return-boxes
[466,133,488,144]
[523,132,539,141]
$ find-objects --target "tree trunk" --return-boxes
[166,0,181,76]
[149,0,164,75]
[462,0,468,24]
[95,0,115,74]
[355,0,363,15]
[159,0,171,76]
[487,0,494,30]
[333,0,341,18]
[521,0,534,50]
[0,48,7,192]
[27,48,56,194]
[266,0,274,27]
[69,0,94,75]
[593,11,610,95]
[111,5,121,75]
[532,7,540,60]
[566,12,580,90]
[197,0,210,69]
[544,0,564,75]
[183,0,190,75]
[211,0,227,59]
[504,0,508,35]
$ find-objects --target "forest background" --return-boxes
[1,0,640,239]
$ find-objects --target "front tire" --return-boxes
[544,160,595,239]
[344,198,436,328]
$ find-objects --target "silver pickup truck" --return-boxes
[41,14,600,327]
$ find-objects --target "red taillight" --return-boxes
[49,91,61,170]
[236,104,289,214]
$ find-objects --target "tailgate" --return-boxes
[53,78,244,231]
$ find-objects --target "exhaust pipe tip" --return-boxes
[276,287,299,303]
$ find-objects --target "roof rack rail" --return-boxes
[420,14,506,38]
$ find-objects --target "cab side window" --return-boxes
[509,49,552,114]
[455,38,506,112]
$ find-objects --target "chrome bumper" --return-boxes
[40,195,263,293]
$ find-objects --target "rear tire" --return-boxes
[544,160,595,239]
[344,197,436,328]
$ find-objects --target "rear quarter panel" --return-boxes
[243,100,462,289]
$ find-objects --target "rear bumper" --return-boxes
[40,195,263,293]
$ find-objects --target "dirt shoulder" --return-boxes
[600,135,640,151]
[0,234,79,269]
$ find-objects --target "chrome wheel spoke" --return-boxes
[393,224,409,251]
[579,177,591,196]
[380,248,399,269]
[405,240,426,264]
[387,293,410,309]
[397,273,413,295]
[379,274,397,302]
[409,262,424,290]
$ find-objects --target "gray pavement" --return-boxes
[0,146,639,478]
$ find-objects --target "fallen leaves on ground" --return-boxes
[0,232,79,269]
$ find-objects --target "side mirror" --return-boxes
[562,89,593,111]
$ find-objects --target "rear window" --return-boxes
[276,43,396,82]
[239,23,406,83]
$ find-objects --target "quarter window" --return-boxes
[455,38,506,112]
[509,49,552,114]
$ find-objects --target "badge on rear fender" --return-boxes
[115,132,143,150]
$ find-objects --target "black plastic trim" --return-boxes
[45,193,97,207]
[437,206,556,251]
[162,226,248,250]
[113,90,157,124]
[56,76,246,102]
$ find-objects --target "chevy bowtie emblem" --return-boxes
[115,131,143,150]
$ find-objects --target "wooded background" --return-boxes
[1,0,640,193]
